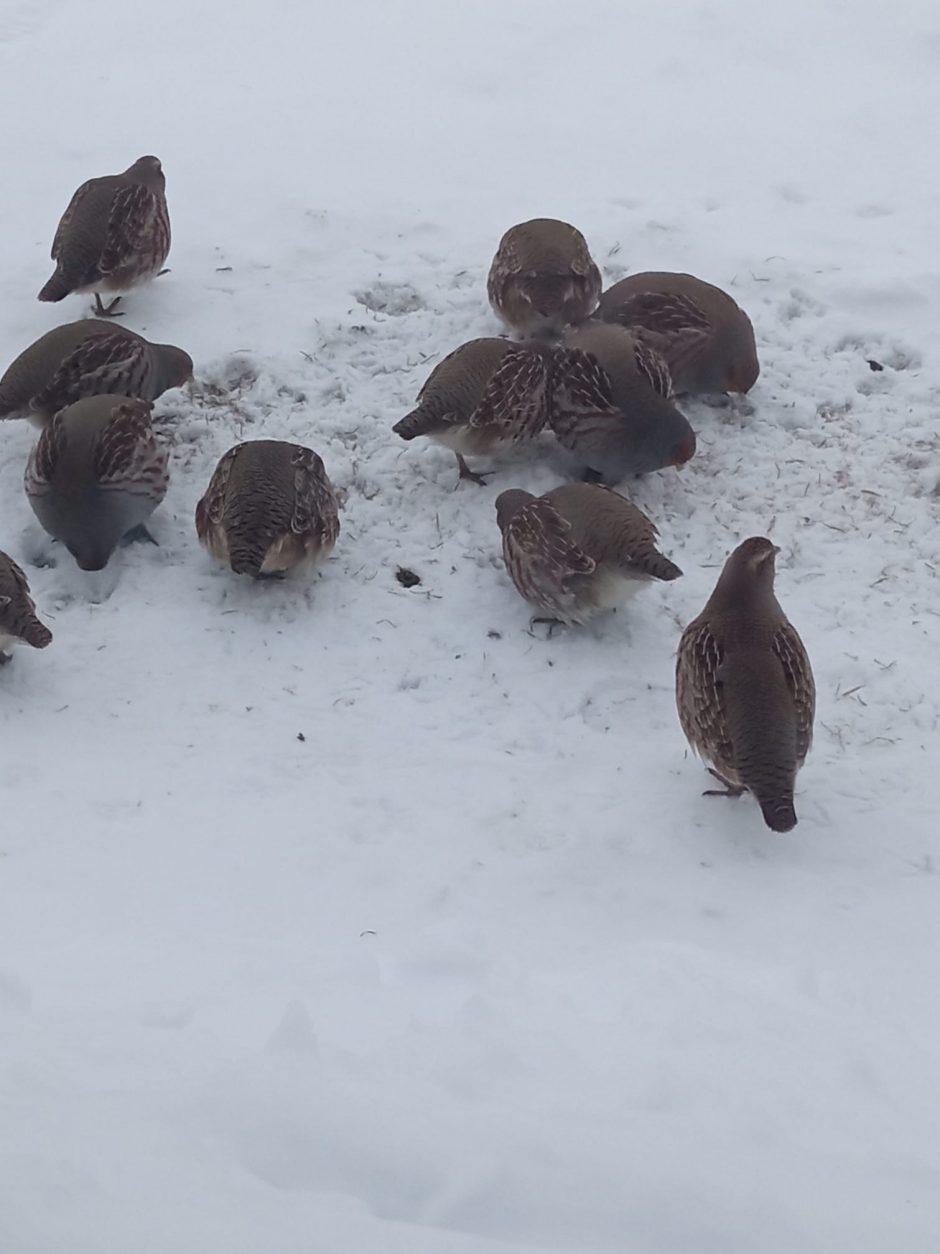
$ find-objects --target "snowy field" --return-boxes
[2,1,940,1250]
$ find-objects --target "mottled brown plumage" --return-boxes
[487,219,602,338]
[195,440,340,578]
[24,396,169,571]
[551,322,696,483]
[675,537,815,832]
[392,337,553,484]
[597,271,759,394]
[38,156,171,315]
[495,483,682,624]
[0,551,52,662]
[0,320,192,424]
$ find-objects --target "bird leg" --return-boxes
[0,651,11,667]
[121,524,159,547]
[703,768,747,798]
[529,616,565,639]
[455,454,491,487]
[94,294,124,317]
[156,268,171,277]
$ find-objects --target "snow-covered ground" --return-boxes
[2,1,940,1250]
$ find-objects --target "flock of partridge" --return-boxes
[0,157,815,833]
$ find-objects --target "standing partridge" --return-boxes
[38,155,171,316]
[551,322,696,483]
[24,396,169,571]
[0,551,52,663]
[393,337,553,484]
[196,440,340,578]
[487,218,602,338]
[676,537,815,832]
[597,271,759,395]
[495,482,682,624]
[0,320,191,424]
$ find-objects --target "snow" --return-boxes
[2,0,940,1250]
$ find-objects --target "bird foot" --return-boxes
[529,616,564,639]
[94,294,124,317]
[703,768,747,798]
[455,455,492,487]
[121,524,158,547]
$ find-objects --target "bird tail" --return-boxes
[227,533,268,578]
[37,269,73,302]
[758,795,798,833]
[392,406,433,441]
[21,616,53,649]
[642,552,683,582]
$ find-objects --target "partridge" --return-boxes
[551,322,696,483]
[487,218,602,338]
[24,396,169,571]
[675,537,815,832]
[38,155,171,316]
[393,337,553,484]
[0,320,191,424]
[597,271,759,395]
[196,440,340,578]
[0,551,52,663]
[495,483,681,624]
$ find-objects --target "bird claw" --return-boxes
[703,767,746,798]
[528,616,564,639]
[455,455,492,487]
[94,294,124,317]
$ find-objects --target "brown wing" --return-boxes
[25,412,68,494]
[503,497,595,615]
[470,347,553,441]
[98,184,169,277]
[772,622,815,765]
[0,553,30,597]
[633,340,674,399]
[31,332,146,415]
[195,445,240,539]
[290,445,340,546]
[93,399,168,500]
[51,180,96,260]
[549,345,623,448]
[676,620,734,771]
[606,291,711,338]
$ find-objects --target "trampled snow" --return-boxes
[2,1,940,1250]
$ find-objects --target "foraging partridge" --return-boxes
[38,155,171,316]
[24,396,169,571]
[0,320,191,424]
[551,321,696,483]
[495,482,682,624]
[487,218,602,338]
[393,337,553,484]
[196,440,340,578]
[597,271,759,395]
[0,551,52,663]
[675,537,815,832]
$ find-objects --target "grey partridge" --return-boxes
[0,551,52,663]
[495,482,682,625]
[24,396,169,571]
[597,271,759,395]
[487,218,602,338]
[196,440,340,578]
[393,337,553,484]
[38,155,171,316]
[0,320,191,425]
[675,537,815,832]
[551,322,696,483]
